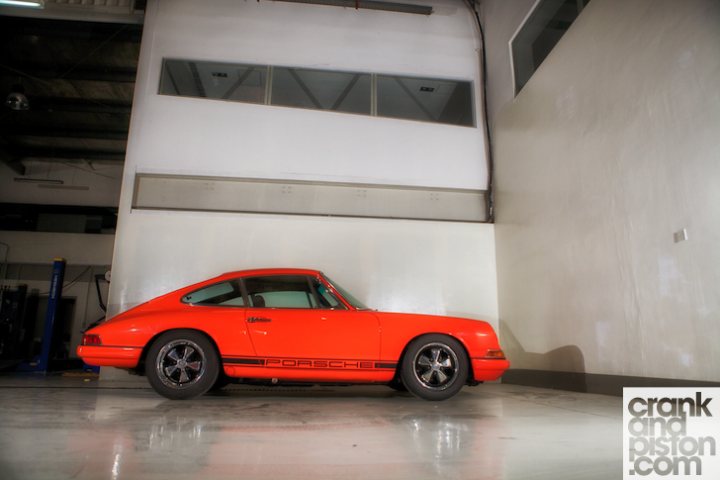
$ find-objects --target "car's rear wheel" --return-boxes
[400,334,468,401]
[146,330,219,400]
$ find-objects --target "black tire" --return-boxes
[210,374,231,391]
[146,330,219,400]
[400,334,468,401]
[388,378,407,392]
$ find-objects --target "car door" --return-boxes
[242,274,380,361]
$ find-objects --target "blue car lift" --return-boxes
[21,258,66,374]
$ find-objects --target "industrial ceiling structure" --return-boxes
[0,0,440,177]
[0,10,143,176]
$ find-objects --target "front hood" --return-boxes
[374,311,492,327]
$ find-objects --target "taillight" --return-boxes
[484,349,506,359]
[82,334,102,346]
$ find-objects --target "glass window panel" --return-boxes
[257,291,314,308]
[182,281,244,306]
[271,67,371,114]
[160,59,267,104]
[244,275,316,309]
[511,0,591,94]
[158,58,475,127]
[311,279,346,310]
[376,75,474,126]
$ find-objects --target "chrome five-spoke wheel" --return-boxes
[157,340,206,388]
[413,343,459,390]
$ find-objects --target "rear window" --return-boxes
[182,280,245,306]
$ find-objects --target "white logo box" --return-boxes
[624,387,720,479]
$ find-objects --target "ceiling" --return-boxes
[0,14,143,175]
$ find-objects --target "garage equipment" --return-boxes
[0,284,28,365]
[36,258,66,373]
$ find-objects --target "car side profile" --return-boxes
[78,268,509,401]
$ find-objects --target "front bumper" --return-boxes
[471,358,510,381]
[77,345,142,368]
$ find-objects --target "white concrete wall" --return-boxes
[107,0,497,328]
[112,211,498,322]
[126,0,486,188]
[487,0,720,382]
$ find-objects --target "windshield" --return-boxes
[322,274,370,310]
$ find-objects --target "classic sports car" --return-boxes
[78,268,509,401]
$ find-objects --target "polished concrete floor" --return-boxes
[0,376,622,480]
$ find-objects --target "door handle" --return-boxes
[247,316,272,323]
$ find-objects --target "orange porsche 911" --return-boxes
[78,268,509,401]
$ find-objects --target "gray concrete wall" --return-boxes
[479,0,537,129]
[485,0,720,381]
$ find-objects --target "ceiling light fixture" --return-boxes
[0,0,44,8]
[5,90,30,111]
[38,184,90,191]
[272,0,432,16]
[13,177,64,185]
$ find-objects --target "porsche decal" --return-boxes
[222,357,397,370]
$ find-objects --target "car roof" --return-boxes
[218,268,322,279]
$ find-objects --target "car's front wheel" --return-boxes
[400,334,468,401]
[146,330,219,400]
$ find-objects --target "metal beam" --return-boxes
[19,147,125,162]
[0,17,143,42]
[4,126,128,141]
[29,97,132,114]
[1,63,138,83]
[288,68,323,109]
[331,74,361,111]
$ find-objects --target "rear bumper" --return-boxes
[77,345,142,368]
[471,358,510,381]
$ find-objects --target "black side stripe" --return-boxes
[221,358,397,370]
[374,362,398,370]
[223,358,265,366]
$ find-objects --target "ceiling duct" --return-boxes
[272,0,433,15]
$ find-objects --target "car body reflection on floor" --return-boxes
[0,379,621,480]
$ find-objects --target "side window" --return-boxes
[312,279,346,310]
[244,275,317,309]
[182,280,245,306]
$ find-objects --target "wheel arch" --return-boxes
[394,332,475,384]
[134,328,222,376]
